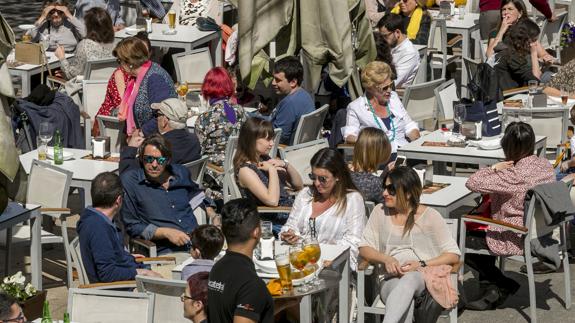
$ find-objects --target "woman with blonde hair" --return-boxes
[349,127,391,204]
[343,61,419,153]
[281,148,366,270]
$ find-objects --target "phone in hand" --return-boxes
[394,155,407,168]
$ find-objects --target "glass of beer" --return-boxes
[289,244,310,292]
[561,87,569,107]
[274,251,293,294]
[176,82,189,103]
[166,9,177,34]
[303,238,321,285]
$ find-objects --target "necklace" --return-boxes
[365,96,396,141]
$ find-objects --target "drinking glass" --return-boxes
[289,244,310,292]
[561,87,569,107]
[37,137,47,160]
[164,9,177,35]
[453,104,467,138]
[274,250,293,294]
[303,237,321,285]
[458,5,465,19]
[261,221,273,239]
[38,122,53,156]
[528,80,538,95]
[176,82,189,103]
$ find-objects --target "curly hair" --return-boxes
[504,18,540,55]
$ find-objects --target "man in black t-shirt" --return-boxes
[208,198,274,323]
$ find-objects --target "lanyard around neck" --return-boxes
[365,96,396,141]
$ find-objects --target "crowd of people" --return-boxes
[1,0,574,322]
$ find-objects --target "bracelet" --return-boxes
[419,260,427,268]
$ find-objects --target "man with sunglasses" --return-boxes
[121,134,206,260]
[119,98,201,174]
[377,13,420,88]
[0,293,25,323]
[28,0,86,52]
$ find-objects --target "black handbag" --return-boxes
[413,289,444,323]
[196,17,220,32]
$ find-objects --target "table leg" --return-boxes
[30,208,42,290]
[21,73,31,98]
[299,295,312,323]
[461,31,471,98]
[4,227,12,276]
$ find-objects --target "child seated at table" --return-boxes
[181,224,224,280]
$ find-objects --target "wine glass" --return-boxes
[38,122,53,160]
[289,244,310,292]
[561,87,569,108]
[453,104,467,138]
[303,237,321,285]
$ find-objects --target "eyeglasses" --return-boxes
[143,155,168,165]
[180,293,193,302]
[49,9,62,16]
[383,183,396,196]
[3,310,25,323]
[380,31,394,38]
[308,173,329,185]
[375,82,394,93]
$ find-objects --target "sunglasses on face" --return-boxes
[383,183,396,196]
[153,110,165,118]
[308,173,329,185]
[49,9,62,16]
[3,310,25,323]
[143,155,168,165]
[376,82,394,93]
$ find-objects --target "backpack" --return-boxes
[467,62,502,103]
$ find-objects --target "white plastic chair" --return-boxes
[96,115,122,153]
[538,10,567,62]
[279,138,330,186]
[270,128,283,159]
[84,58,118,80]
[82,80,108,148]
[291,104,329,145]
[402,78,445,127]
[68,288,154,323]
[459,182,573,323]
[427,19,458,80]
[434,79,459,126]
[183,155,209,185]
[172,48,214,87]
[136,275,189,323]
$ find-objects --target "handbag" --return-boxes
[196,16,220,32]
[465,194,491,231]
[15,42,44,65]
[413,289,444,323]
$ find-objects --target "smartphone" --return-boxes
[394,156,407,168]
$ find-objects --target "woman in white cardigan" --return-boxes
[280,148,366,270]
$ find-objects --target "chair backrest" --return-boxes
[222,136,241,203]
[82,80,108,118]
[292,104,329,145]
[26,160,72,208]
[270,128,282,159]
[434,79,458,121]
[402,78,445,124]
[427,19,448,79]
[136,276,188,323]
[68,288,154,323]
[183,156,209,185]
[321,247,350,279]
[524,181,573,240]
[84,58,118,80]
[172,48,213,84]
[70,237,90,285]
[538,11,567,50]
[279,139,330,185]
[97,115,122,153]
[413,49,428,85]
[529,114,564,149]
[462,57,479,83]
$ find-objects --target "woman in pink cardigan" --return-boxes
[464,122,555,310]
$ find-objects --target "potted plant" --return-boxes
[560,22,575,64]
[0,271,46,320]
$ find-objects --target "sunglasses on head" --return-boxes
[308,173,328,185]
[143,155,168,165]
[383,183,396,196]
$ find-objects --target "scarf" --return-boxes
[209,97,237,124]
[391,5,424,41]
[117,60,152,135]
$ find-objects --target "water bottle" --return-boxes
[53,129,63,165]
[41,300,52,323]
[63,312,70,323]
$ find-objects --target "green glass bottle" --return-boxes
[63,312,70,323]
[41,300,52,323]
[53,129,63,165]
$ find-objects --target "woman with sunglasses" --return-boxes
[388,0,431,45]
[342,61,419,156]
[359,166,460,323]
[234,118,303,235]
[280,148,366,270]
[28,0,86,52]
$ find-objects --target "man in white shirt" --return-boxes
[377,14,420,88]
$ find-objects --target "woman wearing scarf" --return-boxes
[389,0,431,45]
[113,37,177,138]
[195,67,246,167]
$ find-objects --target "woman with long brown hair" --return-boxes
[281,148,366,270]
[234,117,303,234]
[359,166,460,322]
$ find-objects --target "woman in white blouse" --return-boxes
[342,61,420,154]
[280,148,366,270]
[359,166,460,323]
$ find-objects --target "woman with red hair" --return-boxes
[195,67,246,167]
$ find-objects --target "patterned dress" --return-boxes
[465,155,555,255]
[97,67,131,117]
[60,39,114,79]
[547,59,575,93]
[195,100,246,166]
[350,171,385,205]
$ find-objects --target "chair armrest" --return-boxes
[451,262,462,273]
[78,280,136,289]
[502,86,529,97]
[462,215,528,234]
[207,163,224,174]
[131,238,158,258]
[447,35,463,47]
[336,143,354,150]
[257,206,292,213]
[41,207,72,219]
[46,75,67,87]
[136,256,176,265]
[357,263,375,276]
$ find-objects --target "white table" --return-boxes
[8,52,74,97]
[0,202,42,290]
[115,23,221,65]
[19,149,119,207]
[421,175,478,218]
[499,94,571,149]
[397,130,547,166]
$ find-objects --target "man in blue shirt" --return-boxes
[271,56,315,145]
[77,172,161,283]
[120,134,204,256]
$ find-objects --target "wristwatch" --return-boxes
[419,260,427,268]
